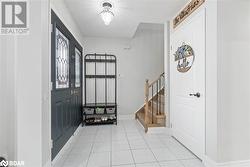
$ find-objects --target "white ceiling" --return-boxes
[64,0,188,38]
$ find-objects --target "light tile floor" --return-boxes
[52,120,205,167]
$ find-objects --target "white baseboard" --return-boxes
[203,156,250,167]
[219,160,250,167]
[118,114,134,120]
[203,156,218,167]
[51,125,82,166]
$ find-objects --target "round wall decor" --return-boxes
[174,43,195,73]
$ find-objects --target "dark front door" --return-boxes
[69,44,83,132]
[51,10,83,159]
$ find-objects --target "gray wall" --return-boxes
[0,36,16,163]
[217,0,250,162]
[51,0,85,46]
[0,1,50,167]
[84,23,164,116]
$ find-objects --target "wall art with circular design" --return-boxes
[174,43,195,73]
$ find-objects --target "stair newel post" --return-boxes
[151,85,154,124]
[159,77,161,115]
[145,79,149,126]
[157,80,159,115]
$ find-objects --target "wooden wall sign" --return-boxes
[173,0,205,28]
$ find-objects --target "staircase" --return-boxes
[135,73,166,132]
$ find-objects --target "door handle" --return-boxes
[189,92,201,98]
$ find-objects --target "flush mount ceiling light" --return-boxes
[100,2,114,26]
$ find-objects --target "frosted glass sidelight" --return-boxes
[56,28,69,89]
[75,48,81,87]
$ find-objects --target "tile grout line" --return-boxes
[140,132,161,166]
[123,121,137,167]
[157,135,197,165]
[110,126,113,167]
[148,133,199,166]
[85,126,99,167]
[57,120,202,167]
[58,128,83,167]
[128,120,163,166]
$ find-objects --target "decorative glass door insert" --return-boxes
[56,28,69,89]
[75,48,81,87]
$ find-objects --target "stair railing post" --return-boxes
[157,80,159,115]
[145,79,149,126]
[159,77,161,115]
[151,85,154,124]
[161,74,164,115]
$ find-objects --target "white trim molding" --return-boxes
[203,156,250,167]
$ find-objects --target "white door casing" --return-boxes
[170,9,206,159]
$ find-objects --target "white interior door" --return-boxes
[170,9,206,158]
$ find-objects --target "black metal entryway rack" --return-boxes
[83,54,117,125]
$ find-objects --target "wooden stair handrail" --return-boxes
[135,72,165,132]
[144,72,165,125]
[148,73,164,87]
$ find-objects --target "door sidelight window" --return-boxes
[55,28,70,89]
[75,48,81,88]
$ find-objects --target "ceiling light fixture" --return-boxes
[100,2,114,26]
